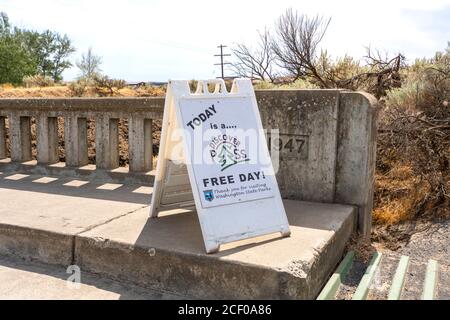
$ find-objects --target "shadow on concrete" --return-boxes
[133,201,338,257]
[132,199,355,256]
[0,172,151,205]
[0,255,180,300]
[134,211,285,257]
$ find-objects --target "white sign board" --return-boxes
[150,79,290,253]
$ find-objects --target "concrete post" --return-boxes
[37,114,49,164]
[20,117,32,162]
[9,114,32,162]
[65,114,88,167]
[335,92,378,238]
[0,116,6,159]
[95,115,119,170]
[37,115,59,164]
[129,116,153,172]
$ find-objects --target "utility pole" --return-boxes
[214,44,231,79]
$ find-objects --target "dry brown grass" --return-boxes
[0,85,71,97]
[0,84,166,98]
[116,86,165,97]
[373,164,431,225]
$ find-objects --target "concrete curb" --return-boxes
[73,209,355,300]
[0,223,74,265]
[74,236,290,299]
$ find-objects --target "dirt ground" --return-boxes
[375,219,450,263]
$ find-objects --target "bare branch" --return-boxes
[272,8,331,87]
[231,29,277,82]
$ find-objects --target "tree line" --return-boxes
[0,12,75,84]
[0,12,106,86]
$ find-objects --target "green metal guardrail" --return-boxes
[317,251,440,300]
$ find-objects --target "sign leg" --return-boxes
[281,228,291,237]
[205,241,220,254]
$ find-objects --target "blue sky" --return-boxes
[1,0,449,82]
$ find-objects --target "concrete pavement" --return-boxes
[0,171,356,299]
[0,255,180,300]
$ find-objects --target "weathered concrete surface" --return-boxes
[335,92,378,237]
[0,172,150,264]
[0,172,355,299]
[95,115,120,170]
[64,114,89,167]
[258,90,340,203]
[0,255,181,300]
[129,116,153,172]
[36,114,59,165]
[75,200,355,299]
[8,114,32,162]
[0,97,165,115]
[0,116,6,159]
[0,223,74,266]
[257,90,378,237]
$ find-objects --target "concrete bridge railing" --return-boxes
[0,98,164,173]
[0,90,377,237]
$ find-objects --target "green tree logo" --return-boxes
[217,144,249,171]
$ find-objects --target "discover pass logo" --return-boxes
[209,134,250,171]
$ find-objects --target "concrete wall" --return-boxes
[0,91,378,236]
[257,90,378,237]
[258,90,340,203]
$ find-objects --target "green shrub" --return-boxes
[68,79,87,97]
[384,80,422,110]
[253,79,318,90]
[385,47,449,112]
[92,75,126,96]
[279,79,319,89]
[23,74,55,88]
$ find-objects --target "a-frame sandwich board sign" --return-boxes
[150,78,290,253]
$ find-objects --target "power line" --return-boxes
[214,44,231,79]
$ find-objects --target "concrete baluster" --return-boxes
[95,115,119,170]
[77,117,89,166]
[37,114,59,164]
[64,114,88,167]
[129,116,153,172]
[144,119,153,171]
[9,114,32,162]
[0,116,6,159]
